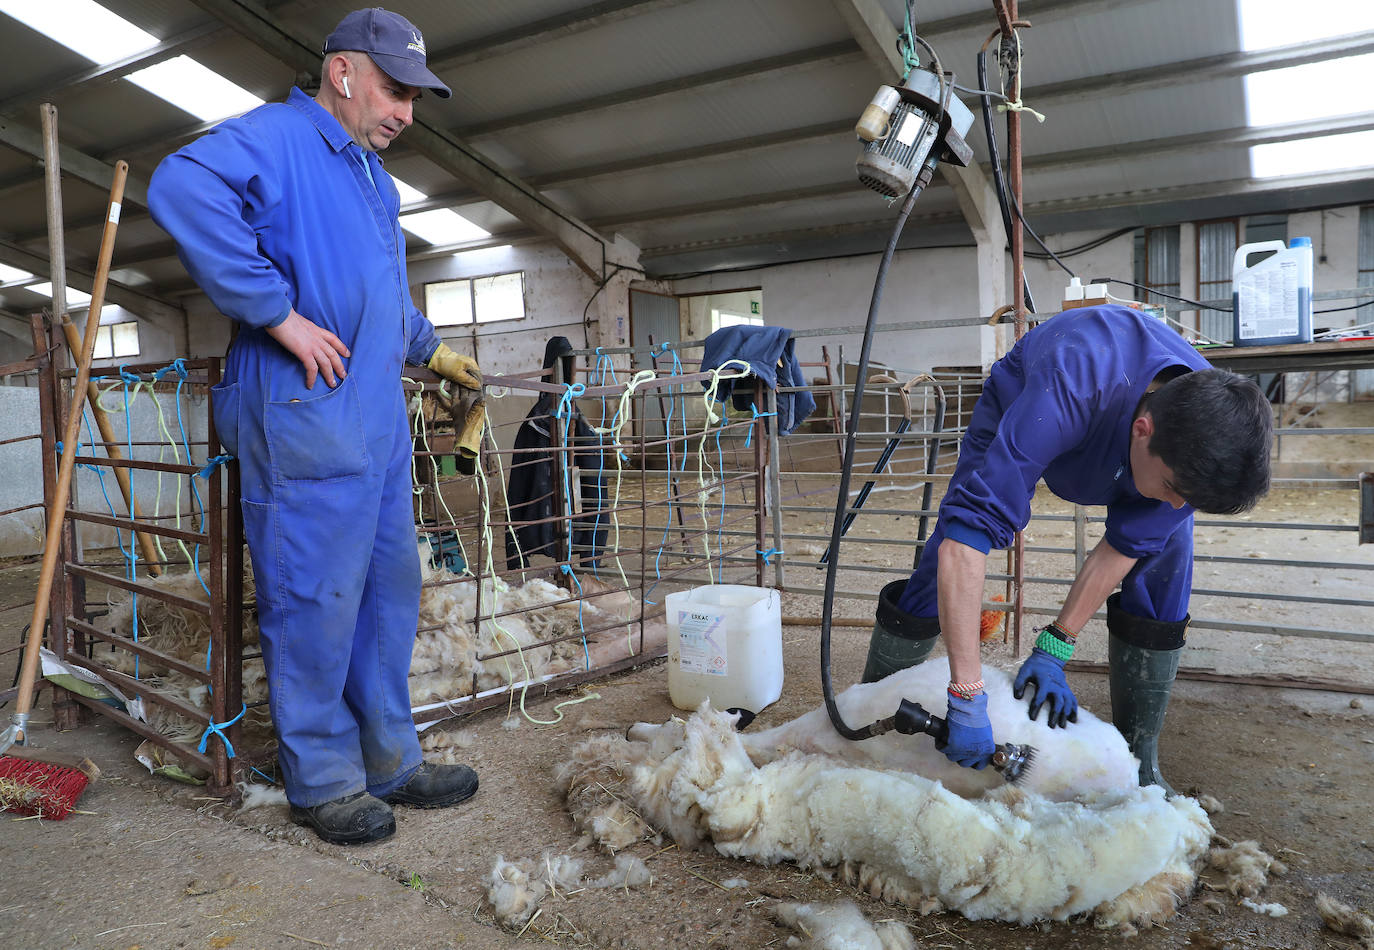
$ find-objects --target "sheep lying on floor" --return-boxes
[740,659,1138,802]
[558,659,1213,931]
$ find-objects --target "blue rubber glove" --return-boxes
[937,691,995,769]
[1012,647,1079,728]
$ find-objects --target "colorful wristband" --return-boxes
[1034,625,1075,662]
[947,679,985,700]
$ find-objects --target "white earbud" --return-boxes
[342,76,351,99]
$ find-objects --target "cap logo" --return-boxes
[407,30,426,55]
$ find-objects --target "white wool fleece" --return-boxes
[569,663,1214,928]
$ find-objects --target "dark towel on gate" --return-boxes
[698,324,817,436]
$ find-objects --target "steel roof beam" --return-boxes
[0,240,184,331]
[426,0,696,71]
[181,0,620,279]
[1027,30,1374,106]
[0,24,222,118]
[0,115,149,206]
[460,40,863,139]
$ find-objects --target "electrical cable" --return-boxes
[1089,276,1233,313]
[976,47,1036,313]
[820,49,950,742]
[580,263,641,350]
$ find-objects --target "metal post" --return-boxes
[205,358,232,795]
[994,0,1028,656]
[1074,504,1087,573]
[753,379,767,587]
[766,386,785,590]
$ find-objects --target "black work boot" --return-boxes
[1106,593,1189,797]
[861,580,941,683]
[382,763,479,809]
[290,791,395,845]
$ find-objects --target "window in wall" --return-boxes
[714,309,762,330]
[1359,206,1374,289]
[1135,226,1181,308]
[1197,218,1240,343]
[424,271,525,327]
[92,321,140,359]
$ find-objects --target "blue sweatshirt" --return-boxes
[941,306,1210,559]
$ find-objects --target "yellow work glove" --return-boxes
[455,395,486,460]
[427,342,482,389]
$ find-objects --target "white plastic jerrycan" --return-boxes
[665,584,783,715]
[1232,237,1313,347]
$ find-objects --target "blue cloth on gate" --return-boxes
[897,306,1210,623]
[698,325,816,436]
[148,88,436,807]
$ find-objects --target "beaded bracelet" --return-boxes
[1034,623,1076,661]
[947,679,985,700]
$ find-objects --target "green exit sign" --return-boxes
[750,301,760,314]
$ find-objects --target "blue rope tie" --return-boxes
[744,401,777,448]
[198,702,247,757]
[196,454,233,479]
[757,547,783,565]
[558,563,591,670]
[554,382,586,419]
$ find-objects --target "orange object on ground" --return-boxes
[980,595,1007,641]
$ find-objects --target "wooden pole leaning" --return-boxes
[1,159,129,752]
[40,104,163,577]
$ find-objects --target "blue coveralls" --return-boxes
[148,88,440,807]
[899,306,1210,624]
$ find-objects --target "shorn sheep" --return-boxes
[557,658,1213,932]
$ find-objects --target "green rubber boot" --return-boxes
[1106,593,1189,797]
[861,580,941,684]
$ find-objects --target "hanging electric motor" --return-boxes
[816,26,1034,782]
[854,67,975,199]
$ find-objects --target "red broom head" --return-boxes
[0,755,90,820]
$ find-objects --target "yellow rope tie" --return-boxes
[409,381,471,573]
[605,370,656,648]
[996,32,1046,123]
[696,360,752,583]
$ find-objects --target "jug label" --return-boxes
[677,608,728,676]
[1237,259,1300,340]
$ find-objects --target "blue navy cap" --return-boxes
[323,7,451,99]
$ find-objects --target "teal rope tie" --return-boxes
[558,563,591,670]
[198,702,247,757]
[757,547,783,565]
[744,401,777,448]
[196,454,233,479]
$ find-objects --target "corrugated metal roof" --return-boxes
[1,0,1372,312]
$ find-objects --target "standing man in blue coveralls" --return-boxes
[861,305,1273,795]
[148,8,484,845]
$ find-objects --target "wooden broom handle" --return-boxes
[12,161,129,743]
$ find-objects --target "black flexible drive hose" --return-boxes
[819,157,937,741]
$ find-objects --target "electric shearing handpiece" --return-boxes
[875,698,1036,784]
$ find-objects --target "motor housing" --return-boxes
[855,68,975,197]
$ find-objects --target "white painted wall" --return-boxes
[672,246,997,378]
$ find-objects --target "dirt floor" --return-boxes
[3,481,1374,948]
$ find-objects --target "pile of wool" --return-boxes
[410,547,625,703]
[92,544,630,771]
[772,901,915,950]
[99,566,273,777]
[558,659,1214,931]
[1207,838,1287,897]
[1316,894,1374,949]
[485,852,652,929]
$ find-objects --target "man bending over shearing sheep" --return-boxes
[864,304,1272,795]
